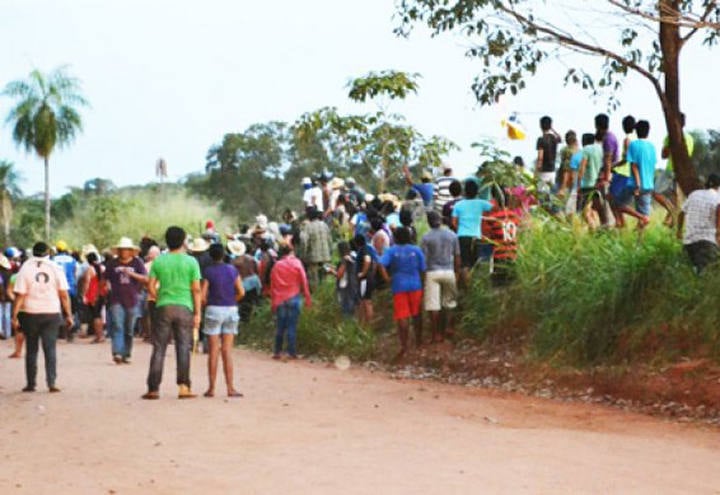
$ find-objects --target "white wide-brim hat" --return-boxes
[227,240,246,257]
[113,237,139,252]
[188,237,210,253]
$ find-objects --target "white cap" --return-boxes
[301,177,312,185]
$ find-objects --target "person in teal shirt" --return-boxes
[143,226,202,400]
[627,120,658,219]
[576,133,604,227]
[451,179,493,284]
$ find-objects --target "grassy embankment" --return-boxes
[242,216,720,368]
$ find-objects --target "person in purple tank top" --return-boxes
[201,243,245,398]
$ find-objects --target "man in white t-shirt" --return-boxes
[677,174,720,275]
[12,242,73,393]
[301,177,323,211]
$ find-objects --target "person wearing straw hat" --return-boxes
[402,164,435,210]
[143,226,202,400]
[106,237,148,364]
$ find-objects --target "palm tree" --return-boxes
[3,66,88,240]
[0,161,21,244]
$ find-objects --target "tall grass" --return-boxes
[54,187,234,248]
[461,217,720,366]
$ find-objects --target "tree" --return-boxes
[347,71,458,191]
[200,122,290,220]
[0,161,21,244]
[3,66,88,240]
[294,71,458,192]
[396,0,720,195]
[689,129,720,180]
[83,177,116,195]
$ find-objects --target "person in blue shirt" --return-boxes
[379,227,426,362]
[627,120,658,224]
[451,179,493,285]
[402,164,435,209]
[53,240,79,340]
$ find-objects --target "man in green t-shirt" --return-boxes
[142,226,202,400]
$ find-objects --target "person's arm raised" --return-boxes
[402,164,414,187]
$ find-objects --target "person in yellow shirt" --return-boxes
[657,113,695,227]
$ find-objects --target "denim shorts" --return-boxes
[636,191,653,216]
[204,305,240,335]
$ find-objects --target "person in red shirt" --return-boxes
[485,197,521,286]
[270,243,311,359]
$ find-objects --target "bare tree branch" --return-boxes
[496,4,664,97]
[606,0,720,30]
[681,1,719,44]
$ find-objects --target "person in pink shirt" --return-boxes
[270,243,311,359]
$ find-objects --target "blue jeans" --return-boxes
[109,303,139,358]
[0,301,11,338]
[274,296,300,356]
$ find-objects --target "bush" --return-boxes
[460,218,720,366]
[239,281,376,361]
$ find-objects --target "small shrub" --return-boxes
[240,280,376,361]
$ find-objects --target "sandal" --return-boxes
[178,385,197,399]
[141,391,160,400]
[227,391,244,398]
[203,390,214,398]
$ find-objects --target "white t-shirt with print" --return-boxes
[14,256,69,314]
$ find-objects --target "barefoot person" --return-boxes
[106,237,147,364]
[142,226,202,400]
[201,243,245,398]
[11,242,73,393]
[379,226,426,361]
[269,242,311,360]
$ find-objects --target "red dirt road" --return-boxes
[0,340,718,494]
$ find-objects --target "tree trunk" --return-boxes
[44,156,51,241]
[1,191,10,244]
[659,0,696,195]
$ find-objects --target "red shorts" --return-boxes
[393,290,423,320]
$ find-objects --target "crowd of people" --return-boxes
[2,111,717,397]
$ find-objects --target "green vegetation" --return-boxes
[460,219,720,366]
[395,0,720,195]
[239,283,376,361]
[189,71,457,221]
[51,185,231,249]
[3,66,88,240]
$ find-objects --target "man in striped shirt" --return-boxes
[434,166,456,214]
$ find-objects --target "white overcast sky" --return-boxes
[1,0,718,197]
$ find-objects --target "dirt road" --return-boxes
[0,339,718,494]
